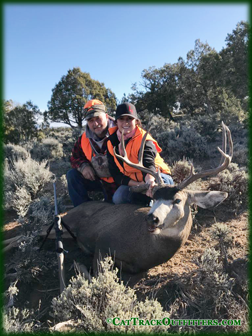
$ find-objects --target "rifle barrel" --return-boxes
[53,182,58,215]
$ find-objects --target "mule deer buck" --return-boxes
[4,122,233,285]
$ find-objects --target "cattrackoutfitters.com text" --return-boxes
[106,317,241,327]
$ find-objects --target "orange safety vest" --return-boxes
[81,130,115,183]
[107,126,171,182]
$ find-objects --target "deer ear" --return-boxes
[187,191,228,209]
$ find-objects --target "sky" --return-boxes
[4,3,249,126]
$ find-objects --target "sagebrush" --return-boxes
[4,155,52,216]
[51,257,168,333]
[208,162,248,213]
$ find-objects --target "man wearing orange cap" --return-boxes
[66,99,117,207]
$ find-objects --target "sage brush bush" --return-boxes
[137,109,172,139]
[10,186,32,218]
[171,158,192,183]
[3,307,37,333]
[5,235,59,283]
[208,163,248,212]
[167,247,248,332]
[210,223,234,272]
[3,282,41,332]
[4,155,52,216]
[44,127,80,158]
[49,160,71,178]
[28,195,66,229]
[51,257,167,333]
[185,115,219,142]
[4,144,29,165]
[232,143,248,167]
[157,125,209,163]
[210,223,233,246]
[31,137,63,161]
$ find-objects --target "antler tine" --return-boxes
[138,125,164,186]
[121,129,126,157]
[138,131,149,166]
[113,127,163,188]
[177,122,233,190]
[219,121,227,166]
[225,122,233,159]
[138,125,153,165]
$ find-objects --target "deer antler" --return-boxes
[113,126,164,193]
[177,122,233,190]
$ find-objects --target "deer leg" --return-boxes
[73,261,92,282]
[3,235,23,245]
[92,249,146,287]
[121,271,147,287]
[3,227,74,253]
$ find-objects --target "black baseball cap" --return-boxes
[115,102,138,120]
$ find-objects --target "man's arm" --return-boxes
[70,136,89,168]
[70,136,96,180]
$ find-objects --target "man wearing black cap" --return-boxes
[66,99,117,207]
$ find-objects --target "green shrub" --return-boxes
[3,282,41,332]
[208,162,248,213]
[167,247,248,332]
[157,125,209,164]
[217,90,248,126]
[27,195,55,228]
[31,137,63,161]
[28,195,65,228]
[187,114,219,141]
[210,223,233,246]
[9,186,32,217]
[210,223,234,272]
[43,127,80,158]
[4,156,52,216]
[171,158,192,183]
[51,257,167,333]
[49,160,72,178]
[232,143,248,167]
[137,109,172,139]
[3,307,37,333]
[4,144,29,164]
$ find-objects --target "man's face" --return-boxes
[87,113,109,138]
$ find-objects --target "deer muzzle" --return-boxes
[147,213,162,233]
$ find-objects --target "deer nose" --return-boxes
[147,213,160,225]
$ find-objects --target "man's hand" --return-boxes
[81,165,96,181]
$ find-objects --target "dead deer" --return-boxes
[4,122,233,285]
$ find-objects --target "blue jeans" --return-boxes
[66,169,108,207]
[112,173,174,205]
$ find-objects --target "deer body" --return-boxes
[62,202,187,274]
[61,188,225,278]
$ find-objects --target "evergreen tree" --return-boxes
[4,100,41,144]
[47,68,117,128]
[220,21,249,101]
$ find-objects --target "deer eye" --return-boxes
[173,199,181,205]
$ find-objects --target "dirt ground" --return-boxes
[135,207,248,296]
[3,204,249,330]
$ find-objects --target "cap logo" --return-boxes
[129,106,133,113]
